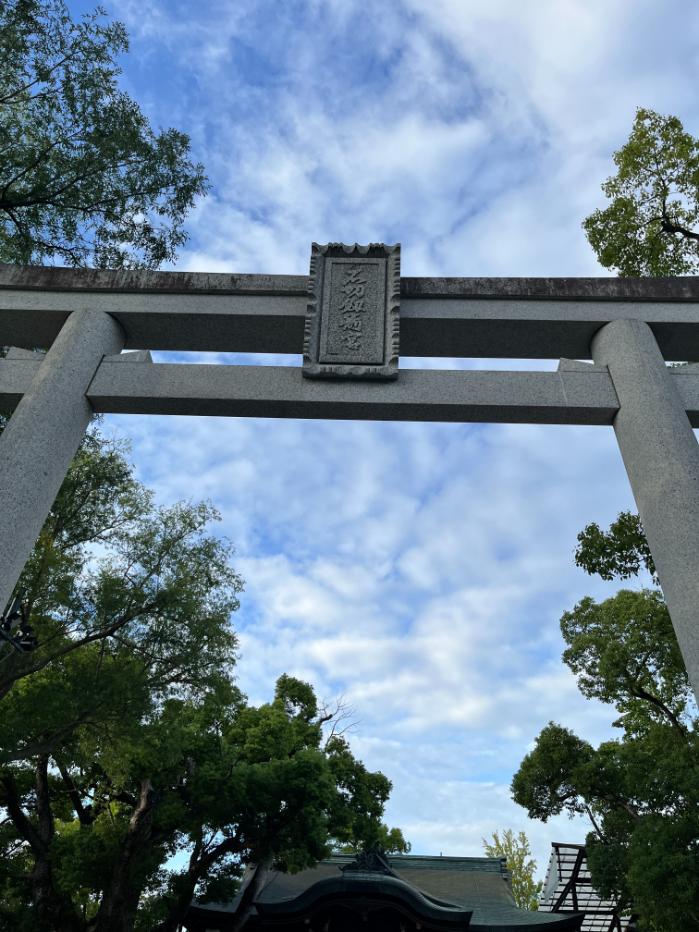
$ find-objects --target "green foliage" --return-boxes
[0,0,207,268]
[0,429,241,748]
[0,7,407,921]
[514,721,699,930]
[511,724,594,822]
[0,427,406,930]
[583,108,699,276]
[560,590,691,732]
[575,511,655,581]
[481,829,542,911]
[324,735,410,857]
[513,512,699,931]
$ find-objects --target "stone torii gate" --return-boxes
[1,243,699,704]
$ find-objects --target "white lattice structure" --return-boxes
[539,844,634,932]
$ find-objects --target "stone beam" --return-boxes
[4,290,699,360]
[0,356,646,424]
[3,268,699,359]
[4,264,699,300]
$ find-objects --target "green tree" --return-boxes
[0,430,240,732]
[0,0,207,268]
[512,515,699,931]
[0,7,407,926]
[482,829,541,911]
[0,429,407,930]
[583,108,699,276]
[574,511,655,582]
[1,667,408,931]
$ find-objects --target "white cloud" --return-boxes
[94,0,696,873]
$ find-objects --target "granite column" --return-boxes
[592,318,699,705]
[0,310,124,615]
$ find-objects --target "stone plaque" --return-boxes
[303,243,400,379]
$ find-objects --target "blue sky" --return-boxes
[65,0,699,872]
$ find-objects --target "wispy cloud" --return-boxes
[86,0,699,869]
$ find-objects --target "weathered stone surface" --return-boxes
[6,286,699,360]
[593,319,699,705]
[5,347,45,360]
[303,243,400,379]
[103,349,153,363]
[4,263,699,303]
[0,310,124,616]
[2,258,699,705]
[0,356,624,423]
[557,358,596,371]
[6,354,699,426]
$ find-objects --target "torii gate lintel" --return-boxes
[1,249,698,705]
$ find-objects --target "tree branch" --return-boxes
[55,758,93,826]
[626,676,688,736]
[228,856,274,932]
[584,803,605,840]
[0,593,166,700]
[35,754,54,847]
[660,202,699,242]
[0,770,46,857]
[154,832,244,932]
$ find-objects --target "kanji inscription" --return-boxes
[303,243,400,379]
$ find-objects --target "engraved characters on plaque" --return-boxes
[303,243,400,379]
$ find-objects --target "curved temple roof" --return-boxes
[256,871,473,928]
[185,854,584,932]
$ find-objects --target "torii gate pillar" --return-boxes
[0,310,124,615]
[593,318,699,699]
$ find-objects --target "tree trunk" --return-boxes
[92,777,156,932]
[155,834,244,932]
[2,758,81,931]
[228,857,273,932]
[155,835,204,932]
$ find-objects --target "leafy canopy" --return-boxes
[0,429,408,932]
[512,513,699,932]
[0,428,241,737]
[0,0,207,267]
[482,829,542,912]
[584,108,699,275]
[574,511,655,582]
[560,590,691,733]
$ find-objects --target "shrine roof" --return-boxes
[187,854,583,932]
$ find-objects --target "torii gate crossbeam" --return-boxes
[1,262,699,705]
